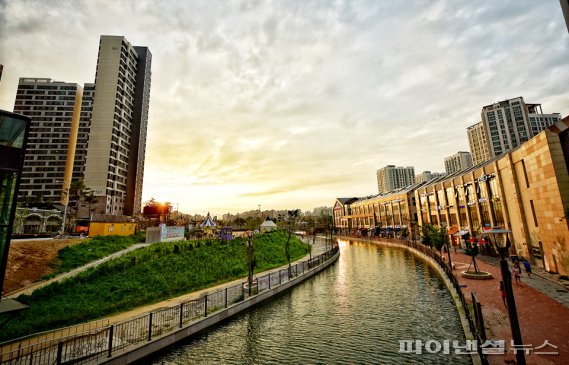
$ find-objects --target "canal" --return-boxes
[148,239,472,364]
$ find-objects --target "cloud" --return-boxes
[1,0,568,214]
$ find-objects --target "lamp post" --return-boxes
[485,226,525,365]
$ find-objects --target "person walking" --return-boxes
[499,281,507,308]
[523,259,532,278]
[513,264,522,285]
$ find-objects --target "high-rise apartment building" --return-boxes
[415,171,446,184]
[444,151,473,175]
[73,83,95,182]
[469,97,561,165]
[83,35,151,216]
[376,165,415,194]
[13,78,83,205]
[561,0,569,33]
[467,122,490,166]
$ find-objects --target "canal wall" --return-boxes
[338,236,483,365]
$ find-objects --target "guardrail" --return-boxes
[1,246,339,365]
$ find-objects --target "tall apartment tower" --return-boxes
[469,97,561,165]
[74,83,95,182]
[83,36,151,216]
[13,78,83,205]
[444,151,473,175]
[376,165,415,194]
[467,122,490,166]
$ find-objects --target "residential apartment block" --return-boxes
[13,35,151,221]
[467,122,490,166]
[415,171,446,184]
[13,78,83,205]
[471,97,561,165]
[444,151,473,175]
[376,165,415,194]
[83,35,151,216]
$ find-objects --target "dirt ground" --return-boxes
[3,238,82,295]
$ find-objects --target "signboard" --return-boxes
[161,226,185,241]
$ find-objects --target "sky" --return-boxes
[1,0,568,216]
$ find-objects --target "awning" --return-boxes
[453,230,469,237]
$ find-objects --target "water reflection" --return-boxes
[149,240,471,365]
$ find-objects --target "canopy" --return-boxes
[200,212,216,227]
[452,230,469,237]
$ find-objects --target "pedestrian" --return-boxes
[512,265,522,285]
[523,259,532,278]
[499,281,507,308]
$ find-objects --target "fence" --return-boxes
[340,235,490,365]
[1,246,339,365]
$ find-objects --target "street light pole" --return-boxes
[485,227,525,365]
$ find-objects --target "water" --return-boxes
[148,239,472,364]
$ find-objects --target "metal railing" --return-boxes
[1,246,339,365]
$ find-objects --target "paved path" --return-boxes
[6,243,151,298]
[476,254,569,309]
[449,251,569,365]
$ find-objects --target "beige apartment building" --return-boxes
[13,78,83,206]
[467,121,491,166]
[84,35,151,216]
[335,119,569,275]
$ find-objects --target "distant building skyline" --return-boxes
[415,171,446,184]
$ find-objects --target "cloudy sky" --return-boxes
[1,0,568,215]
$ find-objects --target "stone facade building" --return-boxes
[335,119,569,275]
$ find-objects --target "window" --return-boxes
[530,200,538,227]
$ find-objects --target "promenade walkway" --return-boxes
[447,251,569,365]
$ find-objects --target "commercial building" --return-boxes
[415,171,446,184]
[83,35,152,216]
[376,165,415,194]
[444,151,473,175]
[13,78,83,206]
[335,119,569,276]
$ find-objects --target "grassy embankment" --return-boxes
[1,230,309,342]
[43,232,145,279]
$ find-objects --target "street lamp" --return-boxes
[484,226,525,365]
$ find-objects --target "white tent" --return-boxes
[260,218,277,232]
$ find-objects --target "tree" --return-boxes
[81,187,98,219]
[464,237,481,273]
[142,198,171,223]
[285,209,300,276]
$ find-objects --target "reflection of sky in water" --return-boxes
[151,240,471,365]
